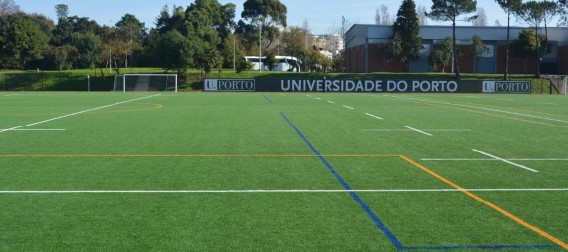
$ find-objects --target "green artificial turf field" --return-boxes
[0,92,567,251]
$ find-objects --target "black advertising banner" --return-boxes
[204,79,529,94]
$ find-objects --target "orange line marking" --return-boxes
[399,154,568,250]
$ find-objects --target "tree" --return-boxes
[332,51,344,72]
[375,4,391,25]
[71,32,100,69]
[0,13,49,69]
[0,0,19,16]
[471,34,489,72]
[428,0,477,79]
[429,38,453,72]
[417,5,428,25]
[154,30,197,75]
[511,29,547,74]
[264,50,277,70]
[513,0,558,77]
[115,14,146,68]
[185,0,235,75]
[560,0,568,27]
[472,7,487,26]
[151,0,236,76]
[241,0,287,50]
[495,0,521,80]
[222,32,245,69]
[281,26,306,61]
[390,0,424,72]
[55,4,69,20]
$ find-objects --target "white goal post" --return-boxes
[113,74,178,92]
[564,76,568,95]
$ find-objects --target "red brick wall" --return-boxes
[345,43,566,74]
[458,45,474,73]
[358,45,365,73]
[496,45,538,74]
[345,48,352,72]
[367,44,404,72]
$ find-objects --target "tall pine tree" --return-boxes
[390,0,423,72]
[495,0,522,80]
[429,0,477,79]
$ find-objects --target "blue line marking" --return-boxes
[280,112,561,251]
[280,113,404,249]
[262,94,272,104]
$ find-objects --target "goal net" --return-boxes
[113,74,178,92]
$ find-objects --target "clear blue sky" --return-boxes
[15,0,533,34]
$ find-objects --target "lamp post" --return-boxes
[304,29,311,72]
[259,20,262,73]
[233,33,236,70]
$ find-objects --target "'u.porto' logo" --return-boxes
[204,79,255,92]
[483,81,495,93]
[204,79,219,91]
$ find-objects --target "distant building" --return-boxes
[313,33,344,59]
[344,24,568,74]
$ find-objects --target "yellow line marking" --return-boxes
[399,154,568,250]
[450,106,565,128]
[0,154,400,158]
[453,100,568,120]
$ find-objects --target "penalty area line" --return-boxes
[365,113,383,120]
[405,126,432,136]
[1,129,66,131]
[25,94,162,127]
[473,149,539,173]
[0,126,22,133]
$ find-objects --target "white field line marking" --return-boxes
[390,96,568,124]
[404,126,433,136]
[364,129,470,132]
[342,105,354,110]
[327,101,335,104]
[422,158,496,161]
[26,94,161,127]
[315,97,322,100]
[0,126,22,133]
[497,99,515,102]
[1,129,66,131]
[365,113,383,120]
[423,158,568,161]
[1,188,568,194]
[535,102,558,106]
[473,149,539,173]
